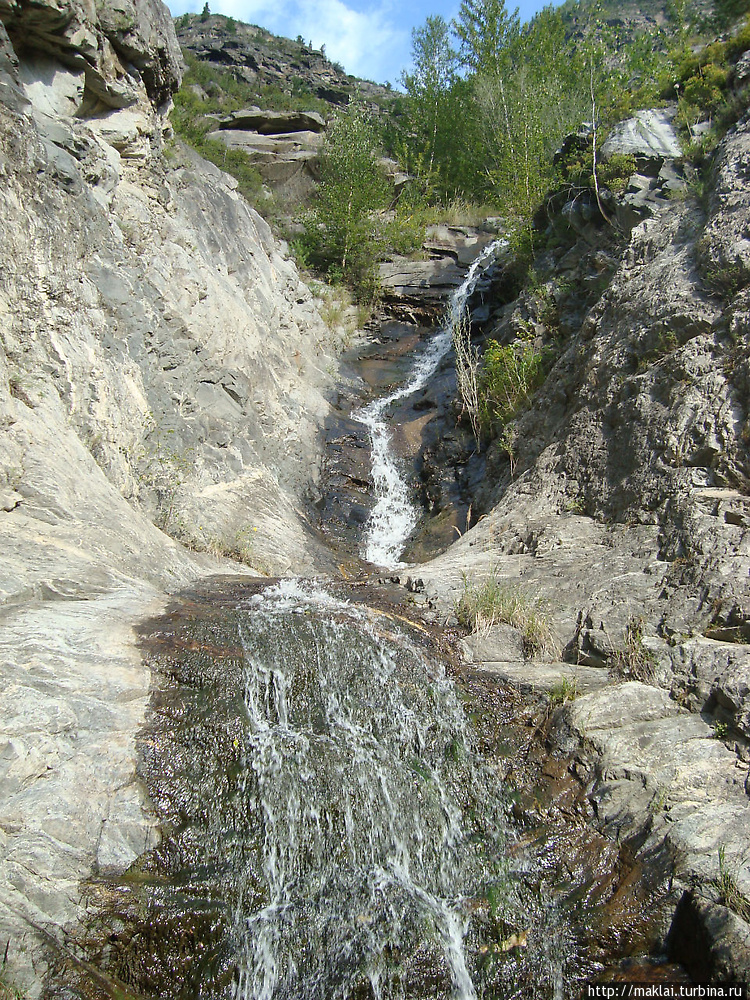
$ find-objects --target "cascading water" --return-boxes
[356,239,504,570]
[107,577,572,1000]
[232,581,484,1000]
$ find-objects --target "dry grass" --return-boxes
[439,199,501,228]
[715,846,750,921]
[0,971,25,1000]
[455,571,558,659]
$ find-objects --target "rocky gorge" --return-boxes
[0,0,749,995]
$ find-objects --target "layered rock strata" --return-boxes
[0,2,340,992]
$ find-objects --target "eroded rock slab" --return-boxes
[0,4,345,989]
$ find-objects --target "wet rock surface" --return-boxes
[46,578,694,997]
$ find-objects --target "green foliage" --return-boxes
[455,572,558,658]
[453,0,520,77]
[383,209,427,257]
[391,0,750,225]
[598,153,637,194]
[548,675,580,706]
[473,6,592,226]
[682,60,728,115]
[479,339,551,430]
[200,2,210,22]
[298,102,391,301]
[398,18,484,199]
[703,258,748,296]
[670,18,750,161]
[556,145,636,199]
[175,50,330,117]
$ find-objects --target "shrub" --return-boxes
[455,572,558,658]
[479,340,551,431]
[681,61,728,116]
[298,102,391,302]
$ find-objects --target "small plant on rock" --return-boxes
[0,961,25,1000]
[455,571,558,658]
[610,616,656,682]
[452,311,482,447]
[715,845,750,920]
[137,416,194,534]
[548,675,579,706]
[713,720,730,740]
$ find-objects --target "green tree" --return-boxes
[468,6,590,224]
[301,102,391,299]
[401,16,459,179]
[453,0,520,78]
[398,16,484,199]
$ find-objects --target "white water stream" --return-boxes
[230,580,497,1000]
[356,239,504,569]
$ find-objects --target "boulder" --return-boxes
[220,107,327,134]
[379,228,500,321]
[601,107,682,161]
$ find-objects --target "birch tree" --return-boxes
[302,102,390,299]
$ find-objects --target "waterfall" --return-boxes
[356,239,504,570]
[230,580,490,1000]
[72,576,578,999]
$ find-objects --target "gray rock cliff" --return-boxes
[402,109,750,981]
[0,1,342,990]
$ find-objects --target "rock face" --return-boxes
[0,1,343,992]
[207,105,326,195]
[175,14,393,106]
[395,104,750,982]
[1,0,182,109]
[602,106,688,229]
[379,225,500,322]
[602,107,683,160]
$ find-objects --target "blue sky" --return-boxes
[166,0,552,87]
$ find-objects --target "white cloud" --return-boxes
[295,0,408,83]
[211,0,287,26]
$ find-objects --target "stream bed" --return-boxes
[52,577,683,1000]
[317,242,500,571]
[48,248,690,998]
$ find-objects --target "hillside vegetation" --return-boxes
[174,0,750,301]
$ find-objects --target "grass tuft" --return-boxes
[715,845,750,921]
[455,571,558,659]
